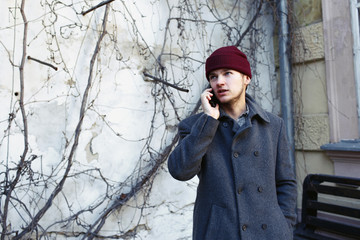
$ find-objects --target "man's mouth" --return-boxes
[217,89,228,95]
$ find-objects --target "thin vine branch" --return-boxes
[143,72,189,93]
[81,0,115,16]
[83,94,202,240]
[1,0,29,238]
[13,3,110,240]
[235,0,264,47]
[27,56,58,71]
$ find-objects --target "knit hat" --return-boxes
[205,46,252,80]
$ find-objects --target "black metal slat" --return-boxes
[307,200,360,219]
[294,229,339,240]
[310,174,360,186]
[306,216,360,237]
[308,184,360,199]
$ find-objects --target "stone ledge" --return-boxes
[321,139,360,178]
[321,139,360,152]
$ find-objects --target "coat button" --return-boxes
[254,151,259,156]
[222,122,229,128]
[257,186,263,193]
[242,224,247,231]
[237,186,243,194]
[262,224,267,230]
[233,152,239,158]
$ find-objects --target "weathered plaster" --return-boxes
[293,22,325,64]
[295,151,334,206]
[293,61,328,115]
[293,0,322,27]
[295,114,330,150]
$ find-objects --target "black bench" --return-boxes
[294,174,360,240]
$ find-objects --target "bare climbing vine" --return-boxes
[0,0,294,239]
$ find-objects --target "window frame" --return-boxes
[350,0,360,136]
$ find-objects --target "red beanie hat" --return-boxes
[205,46,252,80]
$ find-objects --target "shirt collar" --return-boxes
[240,104,249,118]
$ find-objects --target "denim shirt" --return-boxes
[236,104,249,127]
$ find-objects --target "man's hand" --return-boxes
[201,88,220,119]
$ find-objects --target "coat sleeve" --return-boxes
[275,119,298,229]
[168,114,219,181]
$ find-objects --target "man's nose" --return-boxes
[216,75,226,85]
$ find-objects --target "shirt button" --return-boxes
[257,186,263,193]
[262,224,267,230]
[233,152,239,158]
[254,151,259,156]
[242,224,247,231]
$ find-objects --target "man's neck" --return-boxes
[222,98,247,120]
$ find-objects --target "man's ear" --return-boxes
[244,75,251,85]
[244,75,251,91]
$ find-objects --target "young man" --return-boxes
[168,46,297,240]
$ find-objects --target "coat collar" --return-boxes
[245,93,270,123]
[219,93,270,123]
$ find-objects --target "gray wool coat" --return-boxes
[168,94,297,240]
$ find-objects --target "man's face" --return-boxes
[208,68,250,106]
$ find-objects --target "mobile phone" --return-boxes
[209,89,219,107]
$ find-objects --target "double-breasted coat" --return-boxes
[168,94,297,240]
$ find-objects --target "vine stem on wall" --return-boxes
[1,0,29,238]
[12,3,110,240]
[83,98,202,240]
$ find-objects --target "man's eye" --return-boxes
[209,76,217,80]
[225,71,231,75]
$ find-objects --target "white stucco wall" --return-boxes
[0,0,278,239]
